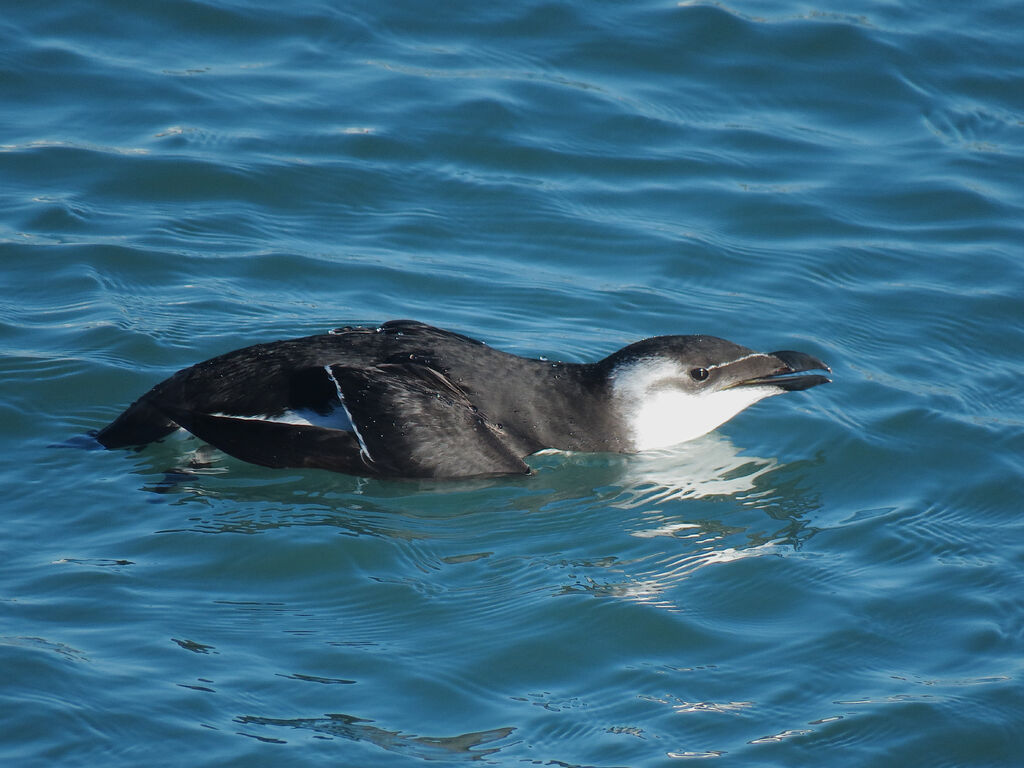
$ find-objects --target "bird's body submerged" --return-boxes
[97,320,830,479]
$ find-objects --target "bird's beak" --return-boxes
[732,350,832,392]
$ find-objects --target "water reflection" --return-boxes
[603,434,780,508]
[130,432,802,510]
[235,713,515,760]
[109,433,828,764]
[529,435,823,612]
[121,433,822,615]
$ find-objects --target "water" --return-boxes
[2,0,1023,765]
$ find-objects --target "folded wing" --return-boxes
[325,362,530,478]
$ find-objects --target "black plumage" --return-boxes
[97,320,830,479]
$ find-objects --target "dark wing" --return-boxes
[95,337,353,449]
[153,407,369,475]
[95,397,180,447]
[96,322,530,479]
[95,322,479,450]
[327,362,530,479]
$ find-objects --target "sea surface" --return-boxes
[2,0,1022,765]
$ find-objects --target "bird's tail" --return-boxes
[95,397,179,448]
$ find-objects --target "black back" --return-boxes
[96,321,620,478]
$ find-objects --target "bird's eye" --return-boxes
[690,367,709,382]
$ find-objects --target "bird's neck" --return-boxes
[456,356,630,455]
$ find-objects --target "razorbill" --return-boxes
[96,320,831,479]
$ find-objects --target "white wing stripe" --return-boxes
[323,365,373,464]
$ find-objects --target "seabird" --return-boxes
[96,320,831,479]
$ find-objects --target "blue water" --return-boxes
[2,0,1023,765]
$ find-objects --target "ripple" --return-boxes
[235,713,516,760]
[0,635,89,662]
[3,0,1024,766]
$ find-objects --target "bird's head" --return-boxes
[602,335,831,451]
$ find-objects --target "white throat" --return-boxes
[611,359,781,452]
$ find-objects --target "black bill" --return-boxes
[736,349,832,392]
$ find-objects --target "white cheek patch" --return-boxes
[610,358,780,452]
[625,385,780,451]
